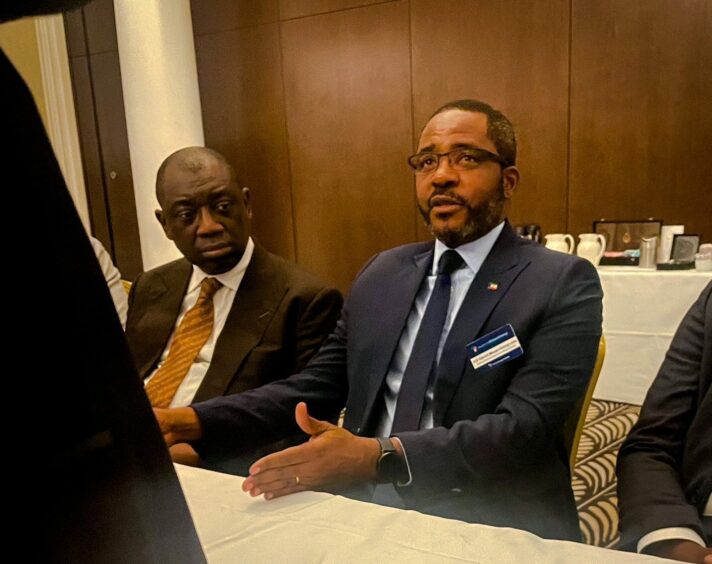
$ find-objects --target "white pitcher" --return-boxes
[544,233,575,254]
[576,233,606,266]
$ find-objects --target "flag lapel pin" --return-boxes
[487,282,499,291]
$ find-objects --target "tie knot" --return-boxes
[438,250,464,276]
[199,277,222,300]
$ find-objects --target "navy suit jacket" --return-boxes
[617,281,712,550]
[194,223,603,540]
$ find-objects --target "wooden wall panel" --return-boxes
[195,24,296,261]
[191,0,279,35]
[82,0,118,54]
[279,0,392,20]
[569,0,712,239]
[64,0,142,279]
[90,51,143,279]
[411,0,571,238]
[280,1,414,291]
[69,54,111,246]
[63,8,86,57]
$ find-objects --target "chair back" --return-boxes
[564,336,606,469]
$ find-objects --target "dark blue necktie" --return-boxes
[390,249,464,434]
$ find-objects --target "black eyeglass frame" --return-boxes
[407,147,511,173]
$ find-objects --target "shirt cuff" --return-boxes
[391,436,413,487]
[637,527,707,554]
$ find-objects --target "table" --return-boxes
[593,267,711,404]
[177,465,673,563]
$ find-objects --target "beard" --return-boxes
[418,179,506,248]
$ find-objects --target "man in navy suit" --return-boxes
[617,282,711,563]
[156,99,603,540]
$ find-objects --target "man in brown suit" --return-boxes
[126,146,342,472]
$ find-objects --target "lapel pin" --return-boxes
[487,282,499,291]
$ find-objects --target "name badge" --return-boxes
[467,324,523,371]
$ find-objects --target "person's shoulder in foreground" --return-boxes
[617,281,712,564]
[3,1,205,560]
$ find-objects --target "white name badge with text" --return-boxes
[467,324,524,371]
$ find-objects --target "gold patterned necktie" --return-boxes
[145,277,223,408]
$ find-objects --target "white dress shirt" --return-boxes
[89,236,128,328]
[144,237,255,407]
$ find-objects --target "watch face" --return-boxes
[378,451,403,483]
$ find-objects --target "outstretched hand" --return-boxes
[242,402,380,500]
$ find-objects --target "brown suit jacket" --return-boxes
[125,245,342,471]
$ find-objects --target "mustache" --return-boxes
[428,193,467,209]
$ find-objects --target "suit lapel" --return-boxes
[433,224,530,422]
[138,261,192,379]
[192,246,285,402]
[358,245,433,431]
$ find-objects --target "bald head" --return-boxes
[155,147,238,206]
[154,146,252,274]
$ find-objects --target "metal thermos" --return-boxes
[639,236,657,269]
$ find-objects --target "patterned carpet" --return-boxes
[572,399,641,547]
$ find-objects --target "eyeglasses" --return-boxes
[407,147,509,174]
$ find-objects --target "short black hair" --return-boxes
[429,99,517,167]
[155,147,238,206]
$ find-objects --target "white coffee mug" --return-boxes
[576,233,606,266]
[544,233,575,254]
[695,253,712,271]
[699,243,712,256]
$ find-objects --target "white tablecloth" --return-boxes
[177,465,673,563]
[593,267,711,404]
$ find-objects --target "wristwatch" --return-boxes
[375,437,408,484]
